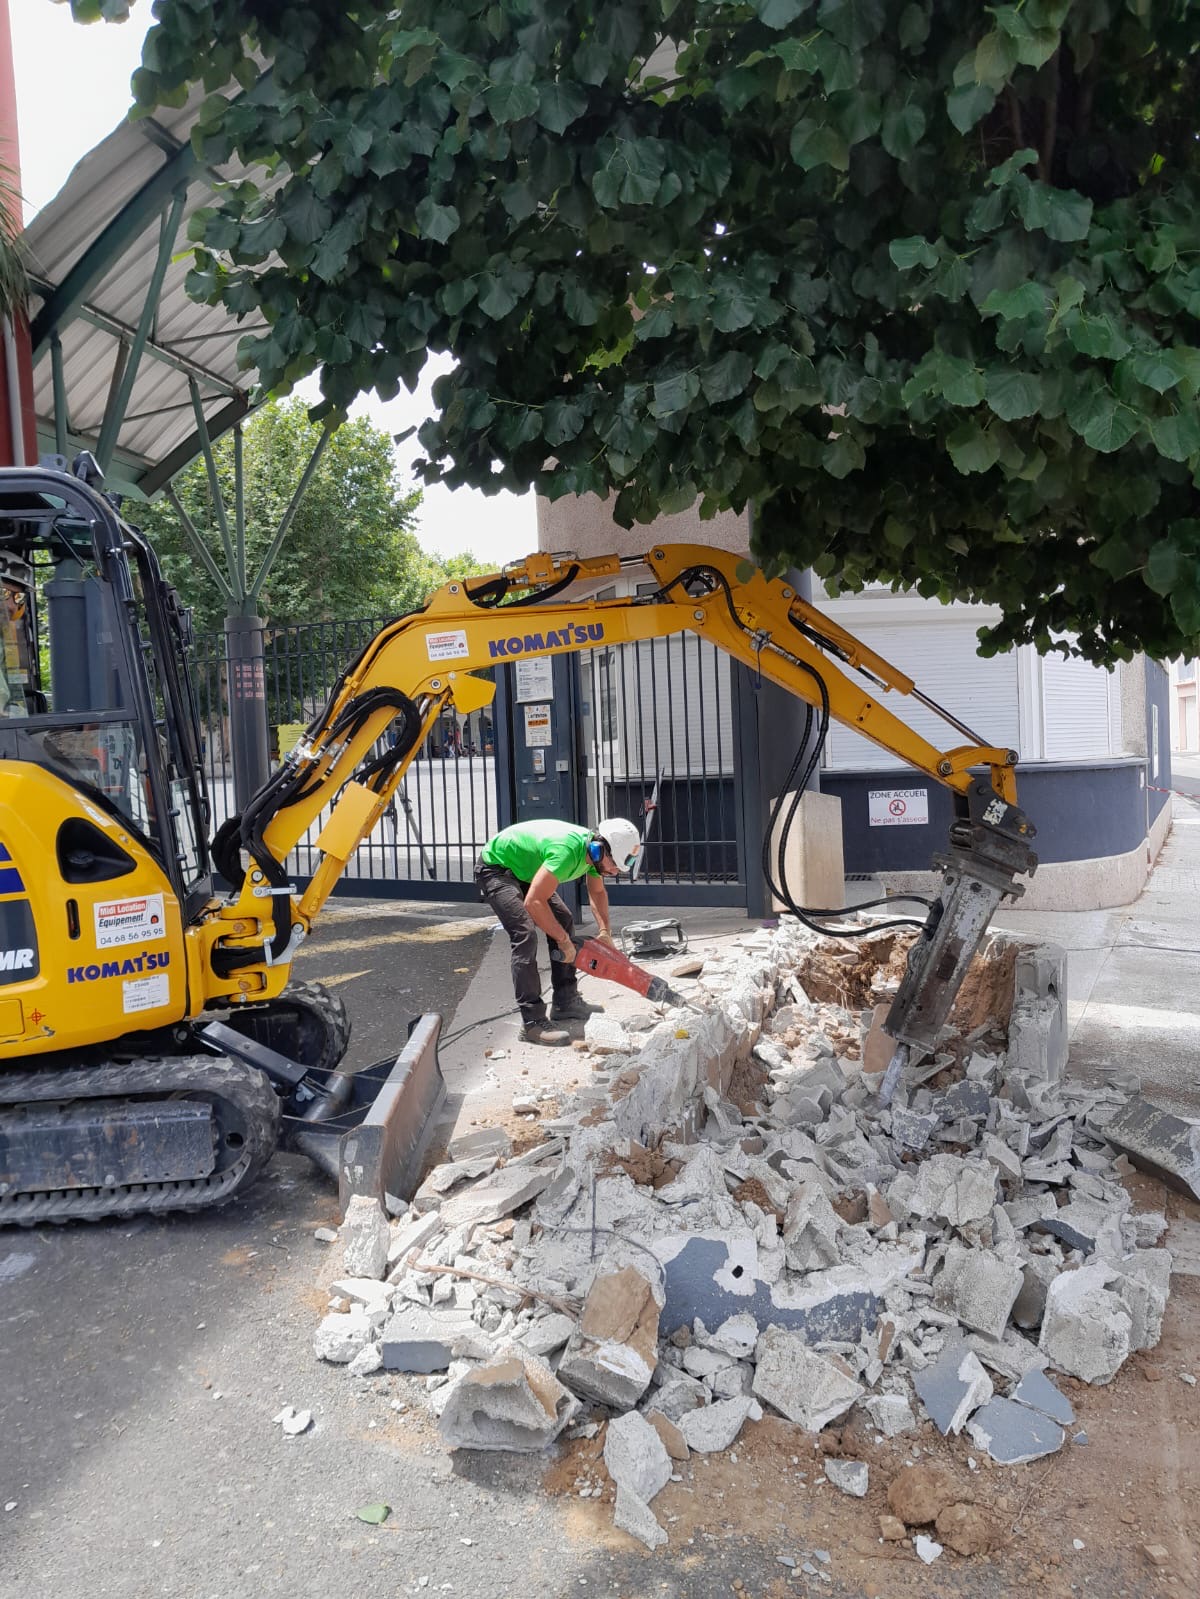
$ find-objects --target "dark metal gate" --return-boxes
[192,617,749,906]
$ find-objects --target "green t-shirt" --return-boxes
[480,819,598,884]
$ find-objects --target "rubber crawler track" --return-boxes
[0,1056,281,1226]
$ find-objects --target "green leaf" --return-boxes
[823,429,866,477]
[881,103,926,160]
[789,119,850,173]
[946,81,995,134]
[278,184,333,246]
[536,82,588,134]
[981,282,1051,322]
[818,0,886,51]
[974,30,1018,90]
[1019,181,1093,242]
[542,397,585,446]
[649,370,701,419]
[1149,408,1200,462]
[415,197,460,243]
[477,272,520,319]
[1125,350,1184,395]
[563,279,600,326]
[988,148,1038,187]
[937,353,985,407]
[356,1504,391,1525]
[755,0,810,25]
[1145,540,1183,596]
[985,368,1043,420]
[947,423,1000,473]
[711,280,759,333]
[833,90,882,146]
[898,3,930,49]
[889,236,937,271]
[1066,312,1131,361]
[1071,388,1140,453]
[700,351,754,404]
[484,81,539,124]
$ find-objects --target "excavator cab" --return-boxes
[0,457,211,933]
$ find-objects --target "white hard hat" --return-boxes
[596,816,641,872]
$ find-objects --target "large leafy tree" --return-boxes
[67,0,1200,662]
[134,398,481,633]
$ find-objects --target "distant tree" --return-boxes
[133,398,485,633]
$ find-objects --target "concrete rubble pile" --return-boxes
[313,918,1177,1551]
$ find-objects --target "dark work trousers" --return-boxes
[474,862,579,1024]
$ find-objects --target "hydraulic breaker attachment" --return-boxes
[879,783,1037,1105]
[555,937,687,1007]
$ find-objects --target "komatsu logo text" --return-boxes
[67,951,171,984]
[488,623,604,659]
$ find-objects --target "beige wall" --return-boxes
[536,493,750,559]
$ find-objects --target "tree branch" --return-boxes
[1040,50,1061,183]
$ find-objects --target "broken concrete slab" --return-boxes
[439,1347,579,1452]
[1011,1368,1074,1426]
[752,1327,863,1430]
[613,1487,667,1550]
[966,1396,1065,1464]
[1039,1196,1127,1259]
[1093,1099,1200,1203]
[386,1209,443,1271]
[952,1253,1024,1341]
[825,1458,869,1497]
[604,1410,672,1503]
[912,1343,994,1436]
[679,1394,755,1454]
[447,1126,512,1162]
[1112,1249,1173,1352]
[644,1369,709,1424]
[965,1330,1048,1381]
[514,1312,576,1358]
[340,1195,390,1279]
[437,1164,555,1228]
[558,1265,662,1408]
[896,1155,997,1230]
[1039,1263,1132,1384]
[381,1304,480,1373]
[586,1015,634,1055]
[704,1312,759,1360]
[782,1181,843,1272]
[646,1410,689,1462]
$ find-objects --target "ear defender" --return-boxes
[588,839,605,864]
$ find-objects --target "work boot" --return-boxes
[550,993,604,1023]
[520,1019,571,1046]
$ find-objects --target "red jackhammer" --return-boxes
[552,937,687,1007]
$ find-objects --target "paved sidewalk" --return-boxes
[995,788,1200,1116]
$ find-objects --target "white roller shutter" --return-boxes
[1041,653,1113,759]
[822,616,1019,771]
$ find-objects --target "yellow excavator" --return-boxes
[0,462,1036,1223]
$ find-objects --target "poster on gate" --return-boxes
[94,893,167,948]
[867,788,929,827]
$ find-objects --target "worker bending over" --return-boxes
[474,817,642,1045]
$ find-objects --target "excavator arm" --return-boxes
[201,546,1038,1070]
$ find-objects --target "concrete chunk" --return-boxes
[613,1487,667,1550]
[966,1396,1065,1464]
[679,1395,754,1454]
[439,1347,578,1452]
[646,1410,689,1461]
[952,1253,1024,1341]
[437,1164,554,1228]
[604,1410,672,1503]
[447,1126,512,1162]
[645,1370,709,1423]
[515,1312,577,1358]
[1112,1249,1173,1352]
[340,1194,389,1279]
[825,1458,869,1497]
[558,1266,661,1408]
[906,1156,997,1229]
[1096,1098,1200,1203]
[864,1392,917,1437]
[913,1343,994,1436]
[381,1303,479,1372]
[1038,1263,1132,1384]
[313,1307,374,1364]
[752,1327,863,1430]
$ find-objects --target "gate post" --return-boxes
[224,609,271,809]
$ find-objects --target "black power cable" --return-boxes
[652,564,931,938]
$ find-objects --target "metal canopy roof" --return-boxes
[22,89,269,500]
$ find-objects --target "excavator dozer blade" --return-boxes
[283,1013,446,1212]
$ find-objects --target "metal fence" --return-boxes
[192,617,745,904]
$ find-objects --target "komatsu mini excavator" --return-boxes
[0,461,1036,1223]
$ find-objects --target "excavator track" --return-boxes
[0,1056,280,1226]
[215,981,352,1077]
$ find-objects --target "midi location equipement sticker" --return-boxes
[94,893,167,949]
[425,629,470,661]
